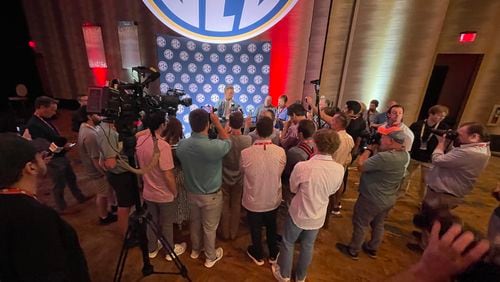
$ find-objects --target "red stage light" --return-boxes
[459,32,477,43]
[28,40,36,49]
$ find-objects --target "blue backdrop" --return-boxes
[156,35,271,136]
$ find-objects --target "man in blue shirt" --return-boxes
[176,109,231,268]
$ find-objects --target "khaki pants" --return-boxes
[219,183,243,240]
[401,159,432,199]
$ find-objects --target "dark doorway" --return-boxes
[418,54,483,127]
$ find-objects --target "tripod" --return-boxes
[113,151,190,281]
[113,203,191,281]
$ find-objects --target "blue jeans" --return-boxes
[277,216,319,280]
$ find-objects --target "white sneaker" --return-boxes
[190,250,201,259]
[204,247,223,268]
[296,276,306,282]
[271,264,290,282]
[148,241,162,258]
[165,242,187,261]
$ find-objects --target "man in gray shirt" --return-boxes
[337,130,409,260]
[220,112,252,240]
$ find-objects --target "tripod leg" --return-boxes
[137,215,154,276]
[114,225,133,282]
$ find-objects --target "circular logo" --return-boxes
[165,73,175,83]
[156,36,166,47]
[210,53,219,63]
[189,83,198,93]
[217,44,226,52]
[194,52,204,62]
[225,54,234,63]
[163,49,174,60]
[261,85,269,94]
[239,75,249,85]
[177,105,185,114]
[211,94,220,103]
[253,75,263,85]
[247,84,256,94]
[186,40,196,50]
[247,65,256,74]
[196,94,205,103]
[217,64,227,74]
[246,105,256,114]
[202,43,211,52]
[218,84,226,93]
[172,62,182,72]
[240,54,249,63]
[174,83,184,90]
[188,63,197,73]
[202,64,212,73]
[181,73,190,83]
[195,74,205,83]
[143,0,300,44]
[210,74,220,84]
[225,74,234,84]
[247,43,257,53]
[160,83,169,94]
[203,84,212,93]
[262,65,270,74]
[158,61,168,72]
[232,65,241,74]
[239,94,248,103]
[254,54,264,64]
[171,39,181,49]
[232,44,241,53]
[253,95,263,104]
[179,51,189,61]
[262,42,271,52]
[233,84,241,93]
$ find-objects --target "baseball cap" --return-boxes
[382,130,406,144]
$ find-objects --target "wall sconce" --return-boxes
[118,21,142,69]
[82,23,107,68]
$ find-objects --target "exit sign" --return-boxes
[459,32,477,43]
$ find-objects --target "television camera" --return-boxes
[87,66,192,120]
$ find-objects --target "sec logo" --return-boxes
[143,0,299,43]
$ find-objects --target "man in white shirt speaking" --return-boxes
[272,129,344,282]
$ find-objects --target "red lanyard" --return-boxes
[0,188,37,200]
[254,141,273,150]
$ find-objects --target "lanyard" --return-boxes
[420,120,440,143]
[0,188,37,200]
[35,114,58,134]
[254,140,273,150]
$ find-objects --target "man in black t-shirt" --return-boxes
[406,105,449,197]
[0,133,90,282]
[344,100,366,160]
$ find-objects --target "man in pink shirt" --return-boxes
[241,117,286,266]
[136,111,186,261]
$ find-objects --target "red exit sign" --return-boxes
[459,32,477,43]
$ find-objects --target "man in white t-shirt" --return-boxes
[272,129,344,282]
[241,117,286,266]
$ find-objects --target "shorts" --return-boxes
[106,171,138,207]
[84,175,113,197]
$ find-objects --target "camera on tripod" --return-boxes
[430,128,459,140]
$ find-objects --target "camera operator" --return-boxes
[96,115,138,236]
[0,133,90,281]
[336,130,409,260]
[26,96,89,213]
[415,122,491,249]
[216,85,241,122]
[176,109,230,268]
[405,105,449,197]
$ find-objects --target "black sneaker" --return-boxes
[362,243,377,259]
[336,243,359,260]
[99,213,118,225]
[411,230,422,240]
[406,242,424,254]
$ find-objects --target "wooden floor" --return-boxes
[36,110,499,281]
